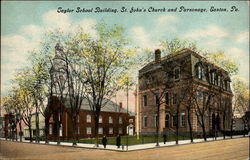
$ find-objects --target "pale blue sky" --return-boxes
[1,1,249,96]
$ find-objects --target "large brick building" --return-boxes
[46,97,135,140]
[137,48,233,135]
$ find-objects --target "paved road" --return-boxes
[0,137,249,160]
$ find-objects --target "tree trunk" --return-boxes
[19,121,22,142]
[201,117,207,141]
[15,124,18,141]
[28,124,32,142]
[223,113,226,139]
[176,107,179,145]
[57,117,61,145]
[94,111,100,147]
[45,114,49,143]
[230,118,233,139]
[187,107,193,143]
[72,115,77,146]
[35,105,40,143]
[155,104,160,146]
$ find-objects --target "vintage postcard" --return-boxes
[1,1,249,160]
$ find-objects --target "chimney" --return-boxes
[155,49,161,63]
[119,102,123,108]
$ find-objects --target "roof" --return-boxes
[139,48,230,77]
[139,48,192,73]
[64,97,135,115]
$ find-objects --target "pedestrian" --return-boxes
[102,136,107,148]
[163,134,167,144]
[116,135,121,148]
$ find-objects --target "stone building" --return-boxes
[137,48,233,135]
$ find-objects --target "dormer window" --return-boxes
[224,80,227,90]
[195,63,203,80]
[211,72,215,84]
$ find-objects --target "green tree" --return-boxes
[66,23,135,147]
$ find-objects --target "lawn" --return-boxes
[76,135,191,145]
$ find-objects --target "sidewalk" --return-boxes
[0,135,246,151]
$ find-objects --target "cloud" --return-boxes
[130,26,151,48]
[184,25,229,39]
[43,10,71,32]
[235,31,249,43]
[1,35,33,95]
[74,19,98,39]
[156,14,179,32]
[227,47,248,59]
[1,10,99,96]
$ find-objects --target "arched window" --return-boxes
[165,113,170,128]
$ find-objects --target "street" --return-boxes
[0,137,249,160]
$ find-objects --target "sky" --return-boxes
[1,1,249,104]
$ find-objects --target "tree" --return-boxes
[232,78,249,136]
[13,68,37,142]
[66,23,135,147]
[139,66,168,146]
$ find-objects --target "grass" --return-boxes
[75,135,191,146]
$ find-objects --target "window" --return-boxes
[196,91,203,102]
[211,72,215,84]
[49,124,53,135]
[155,94,159,105]
[174,67,180,80]
[99,115,103,123]
[165,92,169,105]
[173,93,177,104]
[143,95,147,106]
[86,114,91,123]
[196,65,202,79]
[98,127,103,134]
[119,116,123,124]
[218,76,221,87]
[227,82,230,91]
[173,115,178,127]
[214,74,218,85]
[165,113,170,128]
[109,116,113,124]
[86,127,91,135]
[224,80,228,90]
[119,128,123,134]
[143,116,148,128]
[109,128,113,134]
[180,112,186,127]
[129,119,133,123]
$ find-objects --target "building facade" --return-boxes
[46,97,135,140]
[138,48,233,135]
